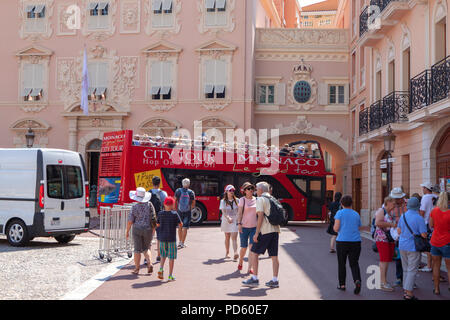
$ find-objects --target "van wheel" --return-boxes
[190,203,206,226]
[55,235,76,244]
[6,220,30,247]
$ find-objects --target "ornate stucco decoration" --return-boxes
[19,0,54,41]
[145,0,182,37]
[255,28,348,62]
[274,116,349,155]
[120,0,141,34]
[142,40,182,112]
[10,118,51,147]
[16,45,53,113]
[197,0,236,34]
[81,0,117,41]
[57,45,138,113]
[287,60,318,111]
[138,117,182,137]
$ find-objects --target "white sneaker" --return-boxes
[380,282,394,292]
[419,267,432,272]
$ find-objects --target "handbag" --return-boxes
[148,202,157,229]
[402,214,431,252]
[383,208,395,243]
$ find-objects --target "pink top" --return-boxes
[238,197,257,228]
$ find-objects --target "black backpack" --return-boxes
[150,190,162,214]
[262,195,286,226]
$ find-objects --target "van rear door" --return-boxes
[44,151,86,231]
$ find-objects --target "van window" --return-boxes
[47,165,65,199]
[66,166,83,199]
[46,165,83,199]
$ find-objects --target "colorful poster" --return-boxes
[134,169,162,191]
[98,177,121,203]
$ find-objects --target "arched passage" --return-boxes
[277,133,347,204]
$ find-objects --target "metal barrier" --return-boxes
[98,204,134,262]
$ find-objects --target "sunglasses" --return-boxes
[244,187,255,191]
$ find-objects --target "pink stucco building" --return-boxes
[0,0,448,225]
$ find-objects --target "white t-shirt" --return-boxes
[256,193,281,235]
[420,194,437,225]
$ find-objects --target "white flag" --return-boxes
[81,48,89,115]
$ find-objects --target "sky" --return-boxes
[297,0,327,8]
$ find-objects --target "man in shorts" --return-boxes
[242,182,281,288]
[175,178,195,248]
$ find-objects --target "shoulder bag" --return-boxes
[402,214,431,252]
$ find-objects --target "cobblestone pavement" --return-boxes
[0,234,129,300]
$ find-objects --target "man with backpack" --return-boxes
[242,181,282,288]
[150,176,167,262]
[175,178,195,249]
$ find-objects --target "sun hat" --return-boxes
[224,185,235,193]
[240,182,255,194]
[407,197,420,211]
[129,187,152,203]
[420,182,434,191]
[390,187,406,199]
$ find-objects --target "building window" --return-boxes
[151,61,173,100]
[329,85,345,104]
[204,59,227,99]
[22,64,44,101]
[205,0,227,26]
[152,0,174,27]
[88,62,108,100]
[88,2,109,30]
[25,4,46,32]
[258,85,275,104]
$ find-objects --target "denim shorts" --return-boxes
[239,227,256,248]
[431,243,450,259]
[179,211,191,229]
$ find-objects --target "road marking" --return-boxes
[61,257,132,300]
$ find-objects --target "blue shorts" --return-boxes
[431,243,450,259]
[179,211,191,229]
[239,227,256,248]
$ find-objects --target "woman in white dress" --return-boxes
[220,185,239,260]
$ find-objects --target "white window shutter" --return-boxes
[152,11,163,27]
[216,60,227,85]
[205,60,215,85]
[33,64,44,89]
[344,84,350,105]
[162,62,172,87]
[151,61,162,87]
[98,62,108,88]
[88,62,96,87]
[216,11,227,26]
[23,64,34,90]
[205,11,216,26]
[318,83,328,105]
[275,83,286,105]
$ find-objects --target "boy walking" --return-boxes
[157,196,182,281]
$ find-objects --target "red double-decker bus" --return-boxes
[97,130,335,225]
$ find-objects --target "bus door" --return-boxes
[306,177,326,219]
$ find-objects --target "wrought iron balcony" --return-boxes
[410,55,450,113]
[359,0,404,37]
[359,107,369,136]
[360,91,410,135]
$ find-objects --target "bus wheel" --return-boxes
[55,235,76,244]
[281,204,293,226]
[6,219,30,247]
[191,203,206,226]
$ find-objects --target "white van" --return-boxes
[0,148,90,246]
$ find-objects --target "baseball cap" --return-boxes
[224,185,235,192]
[163,196,175,206]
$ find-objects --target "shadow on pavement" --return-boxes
[203,258,228,265]
[0,238,81,252]
[216,270,246,281]
[227,287,272,297]
[132,280,165,289]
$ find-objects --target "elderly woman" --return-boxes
[126,187,156,275]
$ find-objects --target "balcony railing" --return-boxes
[359,91,409,135]
[410,55,450,113]
[359,0,402,37]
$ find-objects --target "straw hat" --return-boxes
[129,187,151,203]
[390,187,406,199]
